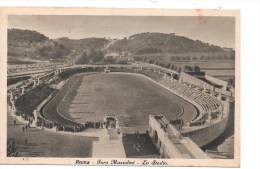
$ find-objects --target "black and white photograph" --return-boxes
[0,7,240,167]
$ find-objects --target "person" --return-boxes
[22,126,25,132]
[13,120,16,125]
[25,125,28,131]
[25,139,27,145]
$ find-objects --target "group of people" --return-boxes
[15,117,34,132]
[160,123,168,132]
[55,124,84,132]
[211,111,220,120]
[7,140,19,157]
[36,119,84,132]
[21,124,30,132]
[36,120,55,129]
[84,121,104,129]
[12,118,30,144]
[35,117,107,133]
[170,118,185,130]
[189,113,208,127]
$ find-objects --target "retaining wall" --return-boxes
[180,113,229,147]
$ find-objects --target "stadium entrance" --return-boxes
[104,116,117,129]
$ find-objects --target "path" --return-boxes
[92,129,126,158]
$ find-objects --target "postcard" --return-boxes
[0,7,240,167]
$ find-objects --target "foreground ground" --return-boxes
[122,133,160,158]
[7,114,94,157]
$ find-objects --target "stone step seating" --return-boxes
[159,78,223,124]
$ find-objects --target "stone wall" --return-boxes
[179,72,215,91]
[181,113,229,147]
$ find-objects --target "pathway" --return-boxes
[92,129,126,158]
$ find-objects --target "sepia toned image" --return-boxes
[0,7,240,167]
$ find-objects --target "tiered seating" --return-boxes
[159,77,223,126]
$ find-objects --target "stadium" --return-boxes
[7,63,234,159]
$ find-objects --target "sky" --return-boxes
[8,15,235,48]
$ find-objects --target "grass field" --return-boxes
[44,73,197,130]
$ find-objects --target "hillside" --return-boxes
[54,37,110,64]
[55,37,109,52]
[8,29,235,65]
[8,29,71,63]
[106,32,235,62]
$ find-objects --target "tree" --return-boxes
[76,52,90,64]
[175,56,180,61]
[170,63,175,70]
[166,63,171,69]
[194,65,201,72]
[227,77,235,87]
[178,67,182,72]
[92,51,104,63]
[148,59,154,64]
[104,56,116,64]
[192,56,198,61]
[184,65,192,72]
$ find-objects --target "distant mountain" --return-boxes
[8,29,71,63]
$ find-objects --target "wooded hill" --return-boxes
[106,32,235,63]
[8,29,234,64]
[8,29,71,63]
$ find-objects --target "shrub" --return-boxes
[15,84,54,117]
